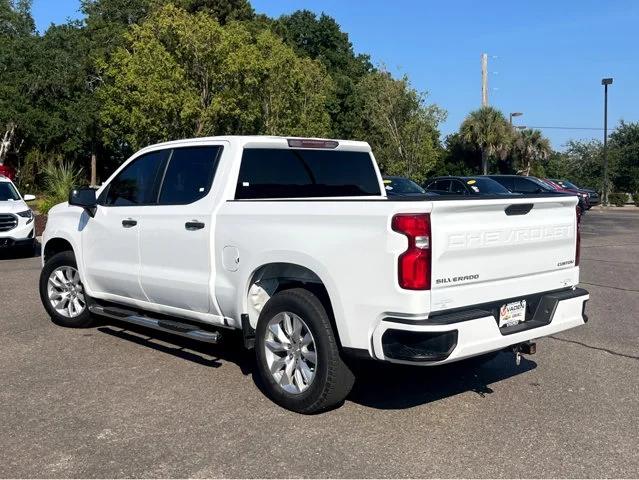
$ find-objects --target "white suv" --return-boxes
[0,175,36,253]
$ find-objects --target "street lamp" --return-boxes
[509,112,523,126]
[602,78,613,206]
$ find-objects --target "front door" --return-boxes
[82,149,168,302]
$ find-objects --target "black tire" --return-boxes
[255,288,355,414]
[39,250,95,328]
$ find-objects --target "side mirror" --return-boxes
[23,194,36,202]
[69,187,97,217]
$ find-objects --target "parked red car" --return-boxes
[0,164,16,181]
[543,179,590,211]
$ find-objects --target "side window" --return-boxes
[102,150,168,206]
[515,177,539,193]
[235,148,380,199]
[158,146,222,205]
[450,180,467,194]
[436,180,452,192]
[492,176,513,191]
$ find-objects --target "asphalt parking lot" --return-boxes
[1,210,638,478]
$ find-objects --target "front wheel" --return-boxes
[39,250,95,328]
[254,288,355,414]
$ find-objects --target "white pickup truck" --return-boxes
[39,136,589,413]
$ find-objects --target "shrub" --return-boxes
[608,193,627,207]
[17,149,51,193]
[37,161,85,214]
[35,196,61,215]
[633,192,639,207]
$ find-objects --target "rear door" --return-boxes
[137,145,224,315]
[429,196,579,311]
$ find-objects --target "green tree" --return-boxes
[541,150,570,180]
[459,107,512,174]
[354,70,445,184]
[609,120,639,193]
[274,10,372,138]
[542,140,604,192]
[98,4,332,150]
[0,0,34,36]
[512,129,552,176]
[177,0,253,23]
[0,0,36,163]
[431,133,479,176]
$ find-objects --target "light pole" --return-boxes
[602,78,613,206]
[509,112,523,126]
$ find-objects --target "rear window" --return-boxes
[464,178,510,194]
[235,148,381,199]
[515,176,553,193]
[384,177,425,194]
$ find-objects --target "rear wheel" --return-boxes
[255,288,355,414]
[39,250,95,328]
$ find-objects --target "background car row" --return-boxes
[384,174,596,213]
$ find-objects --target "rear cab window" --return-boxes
[235,148,381,199]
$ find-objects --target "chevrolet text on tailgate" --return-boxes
[39,136,589,413]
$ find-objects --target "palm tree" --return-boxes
[459,107,512,174]
[514,129,552,176]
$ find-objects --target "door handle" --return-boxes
[185,220,205,231]
[122,218,137,228]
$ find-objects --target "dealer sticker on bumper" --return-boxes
[499,300,526,328]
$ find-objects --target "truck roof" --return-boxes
[137,136,372,155]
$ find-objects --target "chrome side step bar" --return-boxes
[89,305,221,344]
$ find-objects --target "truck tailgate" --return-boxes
[429,196,579,312]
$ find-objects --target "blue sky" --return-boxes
[32,0,638,150]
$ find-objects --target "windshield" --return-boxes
[384,177,425,194]
[530,177,555,191]
[559,179,579,189]
[465,178,511,194]
[0,182,20,201]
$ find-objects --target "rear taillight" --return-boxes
[392,214,431,290]
[575,206,581,266]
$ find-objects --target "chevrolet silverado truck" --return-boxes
[39,136,589,413]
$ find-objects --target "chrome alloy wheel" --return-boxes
[47,266,86,318]
[264,311,317,394]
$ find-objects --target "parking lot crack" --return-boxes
[579,281,639,293]
[549,336,639,361]
[580,258,639,265]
